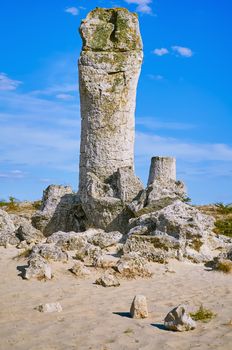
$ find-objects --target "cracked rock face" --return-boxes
[78,8,143,231]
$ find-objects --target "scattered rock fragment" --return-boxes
[70,261,91,277]
[23,255,52,280]
[36,303,62,313]
[96,271,120,287]
[31,243,68,262]
[164,304,196,332]
[116,252,152,278]
[130,295,148,319]
[17,221,44,244]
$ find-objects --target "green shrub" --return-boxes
[215,202,232,214]
[214,218,232,237]
[190,304,216,322]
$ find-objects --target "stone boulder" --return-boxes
[115,252,151,278]
[70,261,91,277]
[23,255,52,280]
[0,209,19,246]
[96,271,120,287]
[32,185,86,236]
[130,295,148,319]
[85,229,123,249]
[30,243,68,262]
[46,231,87,251]
[125,200,222,263]
[164,304,196,332]
[36,303,62,313]
[75,243,102,266]
[17,221,44,244]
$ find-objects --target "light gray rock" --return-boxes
[46,231,87,251]
[164,304,196,332]
[75,243,102,266]
[32,185,85,236]
[36,303,62,313]
[96,271,120,287]
[126,200,220,263]
[78,8,143,231]
[17,221,44,244]
[23,255,52,280]
[130,295,148,319]
[147,156,176,185]
[0,209,19,246]
[116,252,151,278]
[70,261,91,277]
[94,254,119,269]
[30,243,68,262]
[86,229,123,249]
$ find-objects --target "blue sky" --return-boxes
[0,0,232,204]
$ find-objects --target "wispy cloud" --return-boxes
[124,0,153,14]
[0,170,26,179]
[153,48,169,56]
[136,117,195,130]
[0,73,22,91]
[172,46,193,57]
[147,74,164,81]
[65,7,79,16]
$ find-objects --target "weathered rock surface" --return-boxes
[94,254,119,269]
[96,271,120,287]
[125,200,222,263]
[30,243,68,262]
[129,157,187,215]
[0,209,19,246]
[86,229,123,248]
[116,252,151,278]
[164,304,196,332]
[78,8,143,231]
[23,255,52,280]
[130,295,148,319]
[75,243,102,266]
[32,185,85,236]
[46,231,87,251]
[36,303,62,313]
[17,221,44,244]
[70,261,91,277]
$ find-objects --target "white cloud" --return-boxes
[153,48,169,56]
[124,0,152,14]
[56,93,74,100]
[65,7,79,16]
[136,117,195,130]
[147,74,164,81]
[0,73,22,91]
[0,170,26,179]
[172,46,193,57]
[135,132,232,162]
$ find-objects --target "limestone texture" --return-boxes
[78,8,143,231]
[125,200,223,263]
[129,157,187,215]
[164,304,196,332]
[70,261,91,277]
[32,185,85,236]
[130,295,149,319]
[96,271,120,287]
[23,255,52,280]
[36,303,62,313]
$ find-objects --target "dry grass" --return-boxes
[215,260,232,274]
[197,204,232,238]
[190,304,216,323]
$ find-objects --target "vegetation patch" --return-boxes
[214,260,232,274]
[214,218,232,238]
[190,304,216,323]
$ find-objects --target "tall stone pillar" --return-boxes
[147,157,176,186]
[78,8,143,231]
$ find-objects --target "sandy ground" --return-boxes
[0,246,232,350]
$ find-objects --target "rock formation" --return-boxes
[78,8,144,231]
